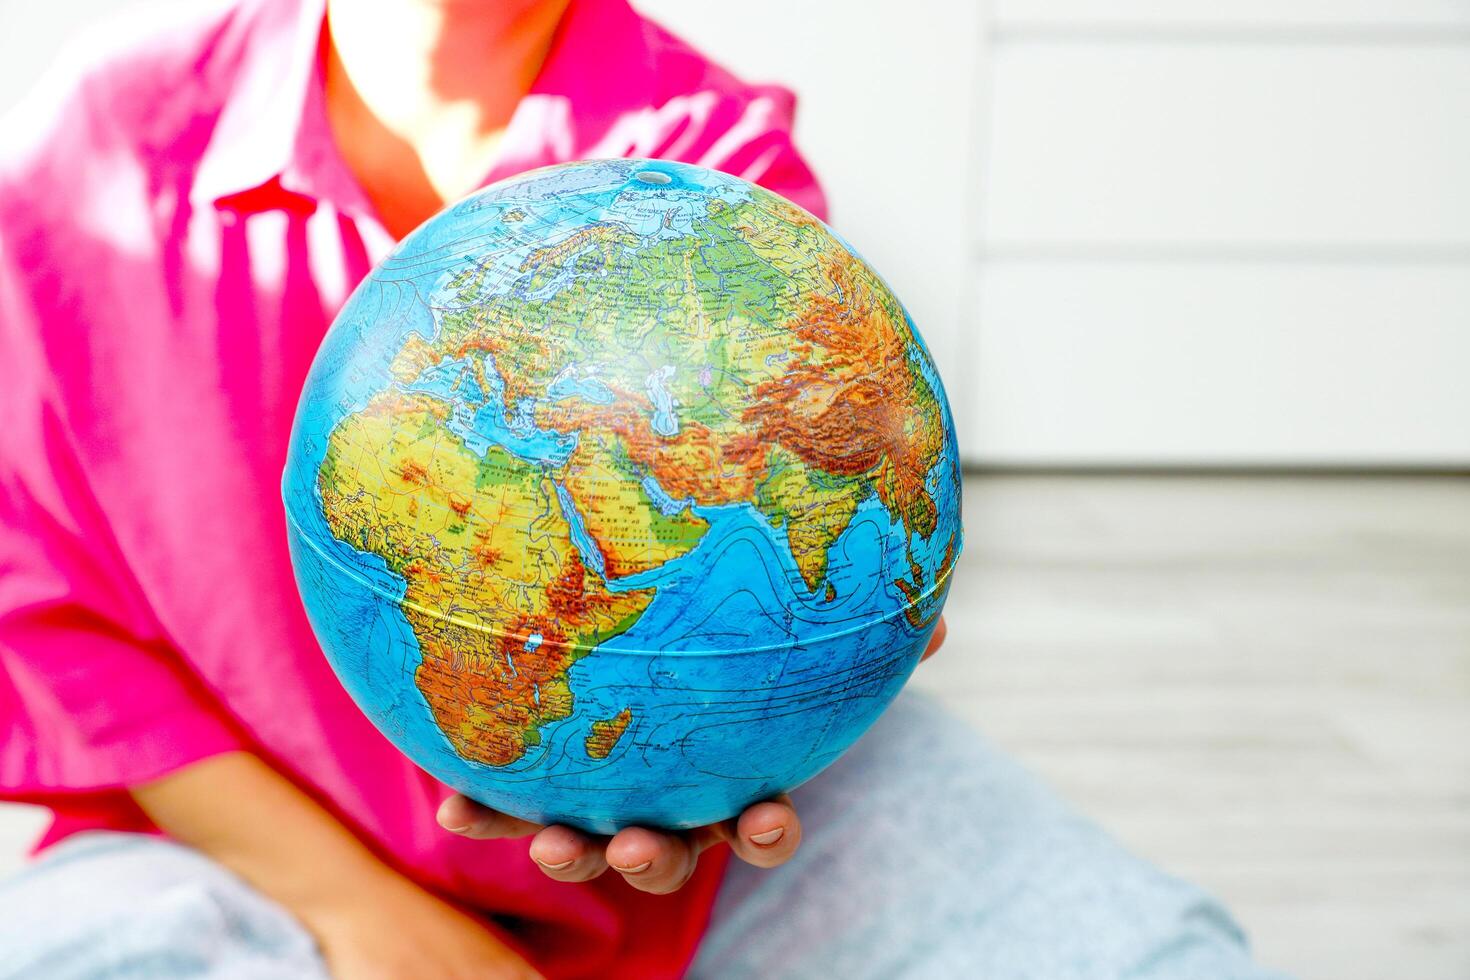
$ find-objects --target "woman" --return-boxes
[0,0,1283,976]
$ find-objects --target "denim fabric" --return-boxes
[0,693,1288,980]
[0,830,325,979]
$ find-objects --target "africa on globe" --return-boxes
[282,159,963,834]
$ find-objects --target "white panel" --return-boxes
[984,42,1470,248]
[968,262,1470,464]
[993,0,1470,31]
[635,0,983,431]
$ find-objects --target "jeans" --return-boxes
[0,693,1287,979]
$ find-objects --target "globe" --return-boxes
[283,159,963,834]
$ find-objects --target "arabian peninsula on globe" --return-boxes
[283,159,963,833]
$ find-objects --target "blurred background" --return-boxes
[2,1,1467,977]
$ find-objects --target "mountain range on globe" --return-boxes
[283,159,963,832]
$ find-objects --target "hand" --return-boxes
[302,864,544,980]
[438,616,949,895]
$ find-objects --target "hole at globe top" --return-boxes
[635,170,672,185]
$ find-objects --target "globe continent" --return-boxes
[283,159,963,833]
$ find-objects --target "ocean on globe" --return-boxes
[282,159,963,834]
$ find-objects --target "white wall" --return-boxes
[5,0,1468,466]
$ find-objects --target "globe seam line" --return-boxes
[283,504,962,657]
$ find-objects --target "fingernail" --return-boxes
[613,860,652,874]
[534,857,575,871]
[749,827,785,847]
[442,823,472,834]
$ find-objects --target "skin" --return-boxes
[129,2,953,974]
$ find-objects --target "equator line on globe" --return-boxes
[283,158,963,833]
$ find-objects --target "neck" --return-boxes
[324,0,572,236]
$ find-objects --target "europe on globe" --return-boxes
[282,159,963,833]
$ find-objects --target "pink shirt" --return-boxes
[0,0,826,975]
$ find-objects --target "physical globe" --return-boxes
[282,159,963,833]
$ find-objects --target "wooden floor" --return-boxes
[1,475,1466,978]
[907,475,1470,980]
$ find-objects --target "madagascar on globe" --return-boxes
[282,159,962,834]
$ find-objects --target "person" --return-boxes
[0,0,1287,977]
